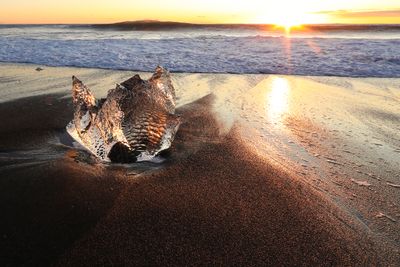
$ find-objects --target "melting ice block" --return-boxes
[66,66,181,163]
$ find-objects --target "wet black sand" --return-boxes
[0,92,396,266]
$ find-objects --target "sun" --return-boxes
[269,11,308,33]
[254,11,308,33]
[273,20,303,34]
[253,3,327,33]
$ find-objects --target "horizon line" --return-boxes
[1,20,400,26]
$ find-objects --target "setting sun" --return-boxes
[270,13,304,33]
[253,1,327,29]
[273,21,303,34]
[257,11,314,34]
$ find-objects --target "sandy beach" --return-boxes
[0,63,399,266]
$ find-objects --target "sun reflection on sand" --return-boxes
[266,77,291,124]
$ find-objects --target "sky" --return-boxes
[1,0,400,24]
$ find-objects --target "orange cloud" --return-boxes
[312,9,400,24]
[315,9,400,18]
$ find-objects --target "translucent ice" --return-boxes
[66,66,181,163]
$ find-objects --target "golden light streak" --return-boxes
[266,77,291,124]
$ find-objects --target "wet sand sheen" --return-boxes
[0,63,399,266]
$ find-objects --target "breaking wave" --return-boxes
[0,25,399,77]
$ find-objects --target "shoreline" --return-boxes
[2,61,400,78]
[0,63,399,265]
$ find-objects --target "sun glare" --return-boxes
[255,10,316,34]
[271,14,305,33]
[266,77,291,124]
[274,23,303,34]
[253,1,328,33]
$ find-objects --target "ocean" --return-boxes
[0,23,400,77]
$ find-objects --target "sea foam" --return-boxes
[0,25,399,77]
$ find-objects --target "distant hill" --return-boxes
[91,20,400,31]
[92,20,205,30]
[91,20,271,31]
